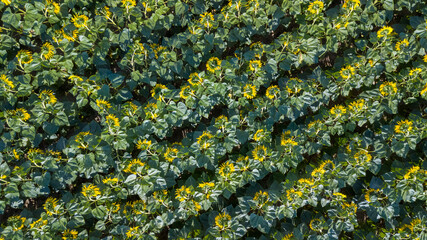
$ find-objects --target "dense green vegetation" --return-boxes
[0,0,426,239]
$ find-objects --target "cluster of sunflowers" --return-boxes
[0,0,426,239]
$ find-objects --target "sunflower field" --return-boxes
[0,0,426,239]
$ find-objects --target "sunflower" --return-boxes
[134,42,146,55]
[188,72,203,86]
[309,218,322,232]
[131,200,147,214]
[121,0,136,9]
[142,2,152,12]
[52,2,60,14]
[253,129,265,141]
[29,218,48,229]
[7,216,26,231]
[192,199,202,212]
[122,101,139,116]
[126,226,139,239]
[330,105,346,118]
[423,55,427,63]
[243,84,257,99]
[41,42,55,60]
[298,178,315,187]
[13,149,19,159]
[16,50,33,64]
[123,159,146,174]
[348,99,365,112]
[152,189,168,203]
[321,160,335,171]
[206,57,222,73]
[307,1,324,14]
[339,65,355,79]
[395,39,409,51]
[197,131,213,150]
[365,189,379,202]
[266,85,280,99]
[62,229,78,239]
[215,115,228,125]
[71,14,89,28]
[75,131,91,149]
[62,28,78,42]
[219,161,235,178]
[96,99,111,110]
[286,188,303,201]
[311,166,325,177]
[39,90,57,105]
[409,219,422,232]
[394,119,413,134]
[43,197,59,216]
[102,6,112,19]
[281,135,298,146]
[1,0,11,5]
[164,147,179,162]
[179,85,194,99]
[144,102,158,119]
[282,233,294,240]
[82,184,101,198]
[353,149,372,164]
[175,185,192,202]
[333,192,347,199]
[0,74,14,89]
[342,202,357,215]
[69,75,83,82]
[150,43,167,58]
[421,83,427,96]
[342,0,360,10]
[249,59,262,71]
[409,68,422,76]
[106,114,120,127]
[102,177,119,185]
[199,182,215,189]
[215,212,232,231]
[199,12,214,29]
[13,108,31,121]
[252,145,267,162]
[377,26,393,39]
[403,166,420,180]
[250,42,264,57]
[379,81,397,96]
[151,84,168,101]
[107,202,120,213]
[136,139,152,150]
[253,190,269,205]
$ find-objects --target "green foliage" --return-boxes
[0,0,427,239]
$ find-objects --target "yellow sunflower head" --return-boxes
[16,50,33,64]
[377,26,393,39]
[41,42,55,60]
[206,57,222,73]
[252,145,268,162]
[307,1,324,15]
[243,84,257,99]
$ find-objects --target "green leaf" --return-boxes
[391,140,409,158]
[95,220,106,231]
[43,121,59,135]
[108,73,125,88]
[383,0,394,10]
[21,182,37,198]
[249,214,271,233]
[1,8,21,29]
[92,206,107,219]
[236,129,249,144]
